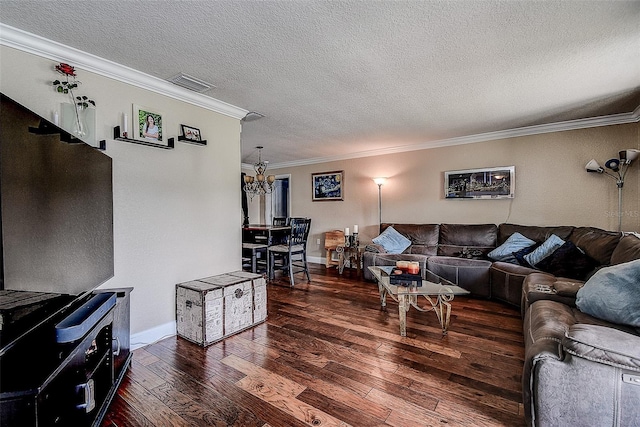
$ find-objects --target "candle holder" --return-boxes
[344,235,351,247]
[352,232,359,247]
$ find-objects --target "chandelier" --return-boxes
[243,146,275,200]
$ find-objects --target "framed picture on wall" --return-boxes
[312,171,344,201]
[180,124,203,142]
[444,166,515,199]
[133,104,165,145]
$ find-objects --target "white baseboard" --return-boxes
[308,255,324,265]
[130,320,176,351]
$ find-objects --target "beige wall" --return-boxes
[1,46,243,341]
[258,123,640,261]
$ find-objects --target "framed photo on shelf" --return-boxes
[180,124,205,145]
[133,104,164,145]
[444,166,515,199]
[312,171,344,201]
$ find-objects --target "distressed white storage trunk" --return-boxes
[176,271,267,346]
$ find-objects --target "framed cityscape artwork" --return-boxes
[444,166,515,199]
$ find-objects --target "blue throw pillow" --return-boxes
[524,234,565,267]
[576,259,640,327]
[488,232,536,264]
[372,226,411,254]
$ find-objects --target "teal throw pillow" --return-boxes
[372,226,412,254]
[576,259,640,327]
[524,234,565,267]
[488,232,536,264]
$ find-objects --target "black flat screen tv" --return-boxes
[0,93,114,296]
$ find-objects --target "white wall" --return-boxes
[1,46,243,345]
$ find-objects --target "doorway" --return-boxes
[266,174,290,225]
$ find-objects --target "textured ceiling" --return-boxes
[1,1,639,166]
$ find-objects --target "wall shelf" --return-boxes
[29,118,105,150]
[113,126,174,150]
[178,135,207,146]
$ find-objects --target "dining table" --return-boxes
[242,224,290,246]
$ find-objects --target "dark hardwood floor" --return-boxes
[102,264,525,427]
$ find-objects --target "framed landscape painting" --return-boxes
[444,166,515,199]
[312,171,344,201]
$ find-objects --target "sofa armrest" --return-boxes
[521,273,582,317]
[553,280,584,297]
[563,324,640,371]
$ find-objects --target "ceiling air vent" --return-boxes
[167,73,214,93]
[243,112,265,122]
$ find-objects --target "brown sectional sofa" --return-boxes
[363,223,626,306]
[363,223,640,426]
[363,223,498,298]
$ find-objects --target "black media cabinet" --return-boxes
[0,287,132,426]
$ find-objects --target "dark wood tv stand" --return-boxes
[0,287,132,427]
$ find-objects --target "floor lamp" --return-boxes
[373,177,387,228]
[585,148,639,232]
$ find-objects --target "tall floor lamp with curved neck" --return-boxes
[585,149,640,232]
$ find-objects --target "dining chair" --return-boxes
[272,217,288,226]
[242,242,268,274]
[268,218,311,286]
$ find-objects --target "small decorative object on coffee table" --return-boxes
[368,265,470,336]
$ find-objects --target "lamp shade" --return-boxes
[373,177,387,186]
[585,159,603,173]
[605,158,620,171]
[623,149,640,163]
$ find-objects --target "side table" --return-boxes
[336,245,363,276]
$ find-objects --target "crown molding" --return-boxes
[269,110,640,169]
[0,24,248,120]
[4,24,637,167]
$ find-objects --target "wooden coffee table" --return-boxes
[368,266,470,336]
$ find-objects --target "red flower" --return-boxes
[56,63,76,77]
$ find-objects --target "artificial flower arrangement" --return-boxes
[52,63,95,136]
[52,63,95,108]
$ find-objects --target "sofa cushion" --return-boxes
[576,259,640,327]
[497,224,573,245]
[380,223,439,256]
[610,233,640,265]
[427,256,491,297]
[535,240,598,280]
[569,227,620,266]
[524,234,565,267]
[438,223,497,257]
[487,232,535,264]
[372,226,411,254]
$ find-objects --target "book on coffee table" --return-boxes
[380,266,422,287]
